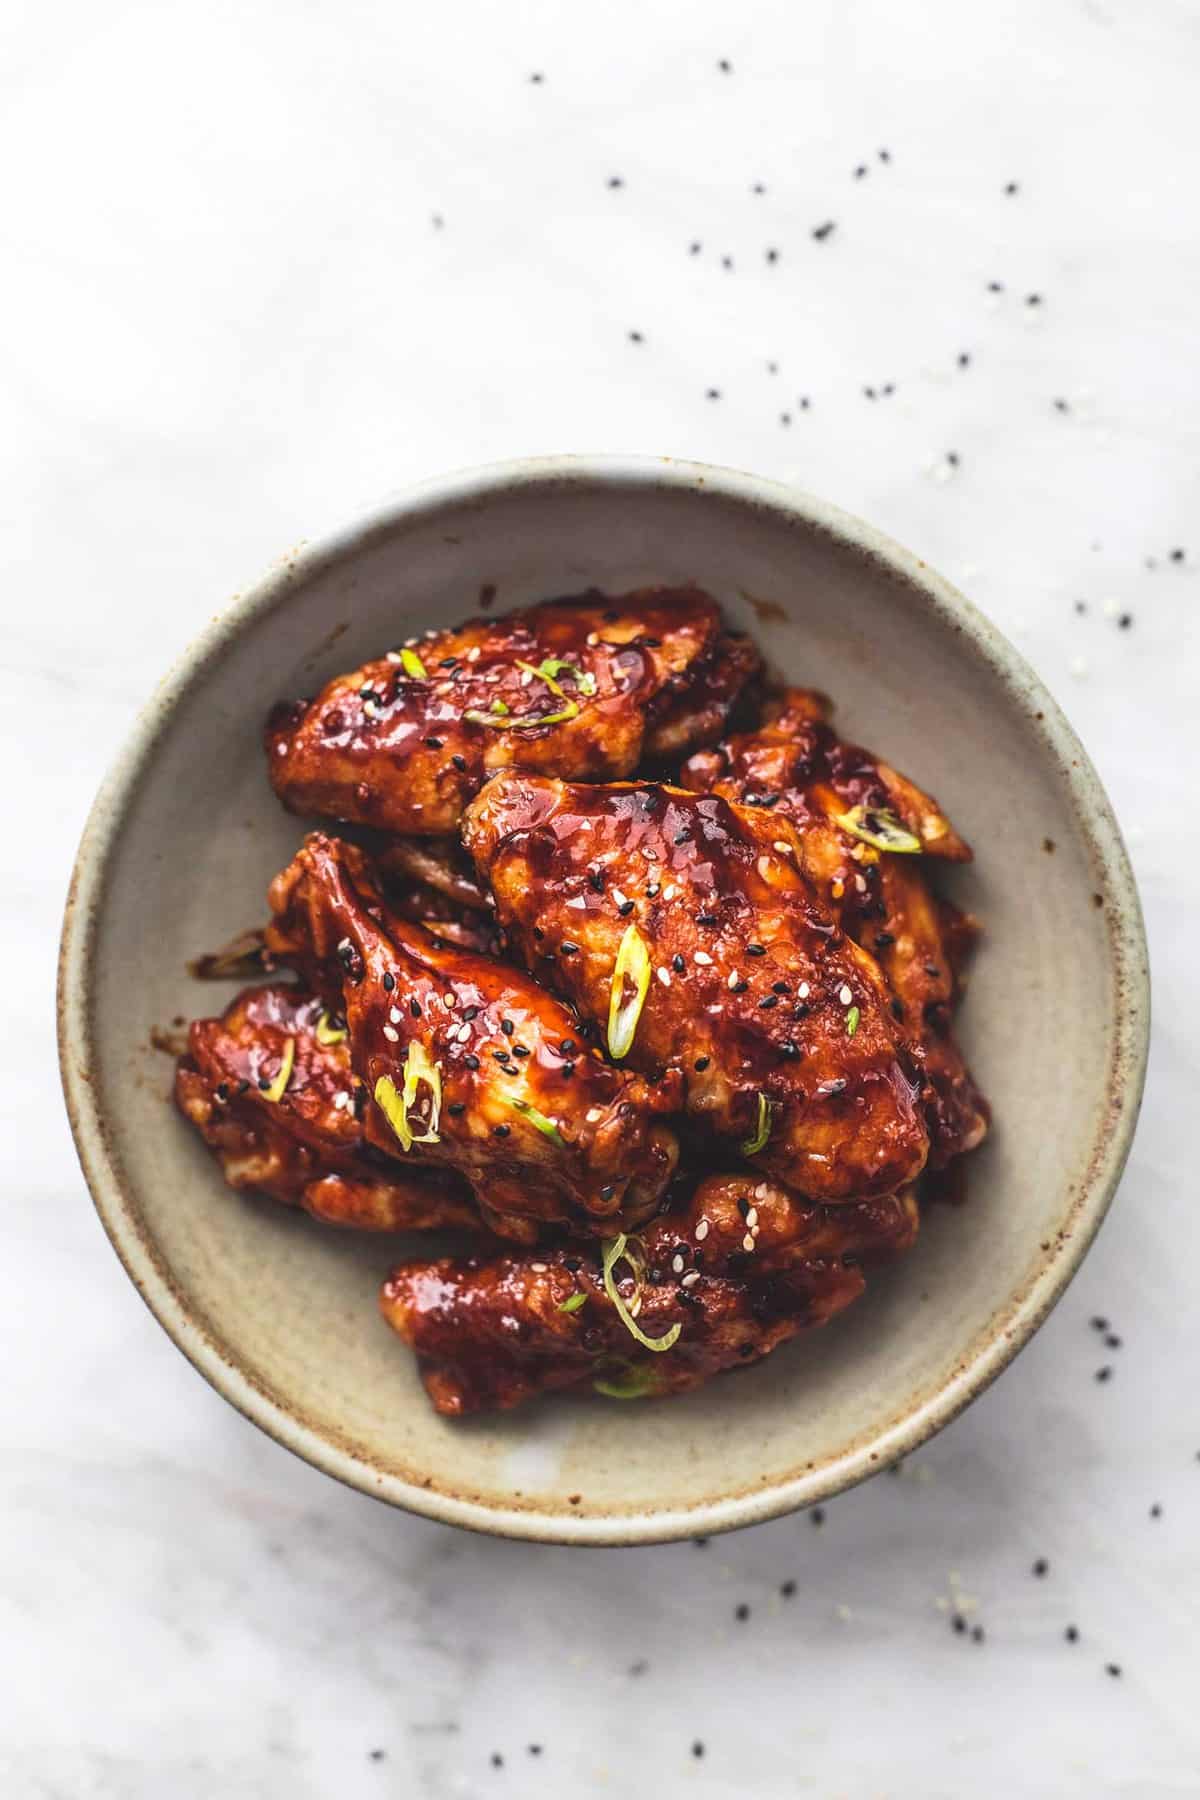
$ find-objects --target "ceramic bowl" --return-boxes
[58,456,1149,1543]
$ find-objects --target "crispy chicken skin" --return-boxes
[175,983,478,1230]
[461,775,929,1201]
[265,588,759,837]
[263,833,679,1241]
[381,1178,919,1414]
[680,690,989,1166]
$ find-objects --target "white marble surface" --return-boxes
[5,1,1199,1793]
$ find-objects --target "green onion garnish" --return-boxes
[509,1097,567,1147]
[464,696,579,729]
[399,648,427,679]
[558,1292,587,1315]
[607,923,651,1060]
[846,1005,861,1037]
[260,1036,295,1103]
[594,1364,660,1400]
[374,1041,442,1152]
[834,804,922,854]
[314,1010,347,1046]
[518,657,597,698]
[601,1234,682,1352]
[741,1092,773,1156]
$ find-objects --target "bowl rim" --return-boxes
[57,452,1150,1545]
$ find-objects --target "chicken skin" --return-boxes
[680,690,988,1167]
[462,775,929,1201]
[263,833,679,1242]
[175,982,479,1230]
[381,1177,919,1414]
[265,588,759,836]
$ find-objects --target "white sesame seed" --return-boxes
[773,840,791,855]
[332,1090,350,1110]
[754,1183,769,1199]
[456,1023,471,1042]
[586,1106,603,1123]
[530,1262,548,1273]
[745,1207,758,1228]
[657,966,672,987]
[681,1270,701,1288]
[727,971,740,990]
[663,884,678,900]
[587,631,599,646]
[797,982,810,999]
[611,888,627,907]
[751,1223,761,1237]
[566,896,586,909]
[520,668,533,686]
[853,873,867,893]
[643,848,659,861]
[694,950,713,965]
[695,1219,710,1241]
[389,1006,402,1023]
[403,636,418,647]
[672,1253,685,1274]
[742,1232,756,1253]
[444,993,456,1007]
[363,700,379,719]
[838,984,853,1006]
[275,741,288,755]
[382,1025,399,1042]
[467,646,481,662]
[386,650,402,663]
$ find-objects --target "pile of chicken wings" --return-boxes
[176,587,988,1414]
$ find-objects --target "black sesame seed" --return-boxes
[810,1507,824,1527]
[1106,1663,1122,1678]
[696,912,717,926]
[560,942,578,955]
[758,994,779,1009]
[734,1603,750,1622]
[353,1086,367,1118]
[492,1050,510,1063]
[409,999,422,1018]
[1090,1315,1109,1331]
[812,220,836,241]
[731,979,748,994]
[952,1615,967,1634]
[1096,1366,1113,1382]
[588,869,605,892]
[972,1626,985,1643]
[452,753,467,772]
[780,1579,796,1598]
[215,1082,229,1102]
[528,1743,542,1756]
[599,1184,615,1200]
[382,971,395,992]
[692,1741,705,1758]
[875,931,895,948]
[694,1056,710,1072]
[607,176,624,189]
[493,1124,510,1138]
[1065,1625,1079,1642]
[463,1054,480,1071]
[958,352,971,368]
[562,1061,576,1078]
[772,981,790,994]
[747,943,766,957]
[617,900,634,917]
[1171,547,1185,562]
[491,1752,503,1767]
[628,330,643,344]
[501,1019,514,1036]
[424,736,443,749]
[780,1041,799,1059]
[1105,1333,1122,1348]
[447,1101,465,1115]
[1150,1503,1162,1518]
[236,1078,250,1095]
[1033,1558,1049,1577]
[673,953,685,973]
[1004,180,1019,195]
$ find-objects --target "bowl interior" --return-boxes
[62,462,1146,1541]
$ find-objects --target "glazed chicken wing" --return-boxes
[680,690,988,1166]
[175,982,479,1230]
[381,1176,918,1414]
[462,775,929,1201]
[263,833,679,1242]
[265,588,759,836]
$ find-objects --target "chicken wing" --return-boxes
[265,588,759,836]
[461,775,929,1201]
[680,690,989,1165]
[175,982,479,1230]
[381,1177,918,1414]
[263,832,679,1241]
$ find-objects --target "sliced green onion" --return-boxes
[607,923,651,1060]
[558,1292,587,1315]
[314,1010,347,1046]
[518,657,597,697]
[845,1005,861,1037]
[464,698,579,734]
[374,1042,442,1152]
[261,1036,295,1103]
[509,1097,567,1147]
[399,648,427,679]
[601,1234,682,1352]
[741,1092,773,1157]
[594,1364,660,1400]
[834,804,922,854]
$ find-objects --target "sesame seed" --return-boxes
[838,984,853,1005]
[382,1025,399,1042]
[382,972,395,992]
[530,1262,547,1273]
[672,1253,685,1274]
[745,1207,758,1228]
[1033,1558,1049,1577]
[773,840,791,854]
[734,1603,750,1622]
[797,982,810,999]
[681,1270,701,1289]
[672,953,686,973]
[747,943,766,957]
[695,1219,709,1241]
[742,1232,756,1253]
[694,1055,710,1071]
[657,967,672,987]
[694,950,712,965]
[493,1124,510,1138]
[727,971,740,990]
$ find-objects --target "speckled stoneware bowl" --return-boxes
[58,456,1149,1543]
